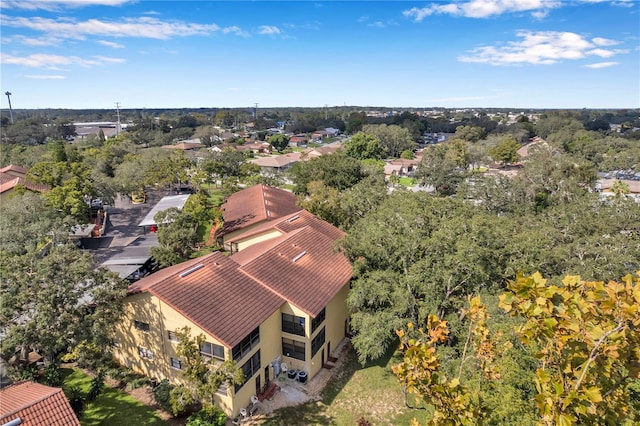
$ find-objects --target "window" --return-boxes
[234,350,261,392]
[311,327,325,357]
[311,308,326,333]
[134,320,150,332]
[282,338,305,361]
[232,327,260,361]
[138,347,153,359]
[170,357,182,370]
[167,330,178,342]
[200,341,225,361]
[282,313,305,336]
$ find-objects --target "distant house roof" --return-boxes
[161,141,203,151]
[138,194,191,227]
[219,184,300,235]
[303,143,343,159]
[0,165,50,195]
[598,178,640,194]
[249,153,301,169]
[0,381,81,426]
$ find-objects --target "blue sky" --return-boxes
[1,0,638,109]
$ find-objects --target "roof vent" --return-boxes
[179,264,204,278]
[287,215,300,223]
[292,251,307,263]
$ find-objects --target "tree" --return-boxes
[454,125,486,143]
[268,133,290,153]
[344,132,385,160]
[416,142,467,196]
[289,151,364,194]
[170,327,243,417]
[150,208,199,267]
[345,112,367,134]
[362,124,416,158]
[499,272,640,425]
[340,193,508,363]
[0,245,127,368]
[489,136,521,166]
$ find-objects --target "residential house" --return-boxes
[303,143,344,160]
[0,381,81,426]
[0,165,50,199]
[383,158,418,178]
[249,152,302,174]
[218,184,300,251]
[288,134,308,148]
[113,188,352,419]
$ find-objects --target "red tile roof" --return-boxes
[0,381,80,426]
[219,185,300,235]
[128,252,285,348]
[128,211,351,345]
[234,226,352,317]
[0,164,29,176]
[0,172,50,195]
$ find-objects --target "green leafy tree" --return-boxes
[267,133,290,153]
[150,208,199,267]
[489,136,521,166]
[362,124,416,158]
[290,151,364,194]
[344,132,385,160]
[0,244,127,368]
[454,125,486,143]
[169,327,243,418]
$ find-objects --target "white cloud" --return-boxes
[404,0,560,21]
[592,37,619,46]
[0,15,246,40]
[2,0,132,11]
[1,52,124,69]
[223,26,250,37]
[258,25,281,35]
[368,21,385,28]
[585,61,619,68]
[24,74,67,79]
[3,35,61,46]
[97,40,124,48]
[458,31,625,65]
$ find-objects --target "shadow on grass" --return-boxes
[62,368,166,426]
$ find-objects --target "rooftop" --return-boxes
[0,381,80,426]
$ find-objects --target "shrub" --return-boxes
[153,379,174,413]
[169,384,195,417]
[66,385,85,417]
[186,406,226,426]
[42,364,63,387]
[87,370,105,402]
[127,377,151,390]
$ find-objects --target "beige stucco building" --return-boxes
[113,186,352,418]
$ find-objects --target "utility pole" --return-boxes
[115,102,121,136]
[253,102,259,119]
[5,91,14,124]
[324,104,328,120]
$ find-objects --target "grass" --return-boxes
[62,368,167,426]
[261,345,430,425]
[398,177,417,187]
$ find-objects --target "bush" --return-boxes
[169,384,195,417]
[87,370,105,402]
[66,385,85,417]
[127,377,151,390]
[153,379,174,413]
[186,406,226,426]
[42,364,63,387]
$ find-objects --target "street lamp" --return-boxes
[5,91,14,124]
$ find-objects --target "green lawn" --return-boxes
[261,345,430,425]
[399,177,417,187]
[62,368,167,426]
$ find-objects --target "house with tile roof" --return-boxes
[113,186,352,418]
[0,381,80,426]
[0,165,50,199]
[218,184,301,251]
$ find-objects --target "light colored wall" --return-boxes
[113,292,235,414]
[234,229,283,252]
